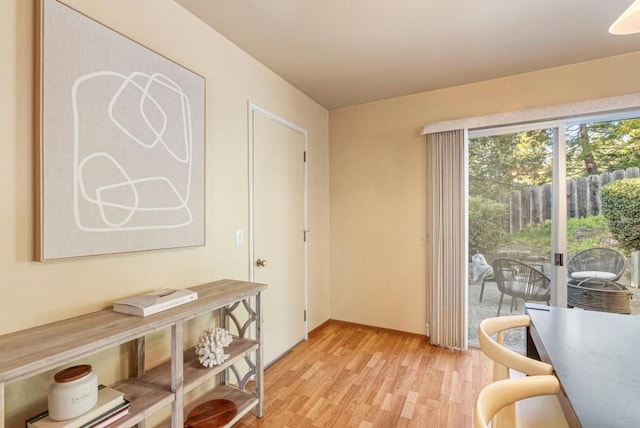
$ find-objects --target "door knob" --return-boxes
[256,258,267,267]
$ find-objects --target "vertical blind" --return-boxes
[427,129,467,349]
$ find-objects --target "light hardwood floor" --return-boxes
[236,320,492,427]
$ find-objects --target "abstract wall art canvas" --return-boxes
[36,0,205,260]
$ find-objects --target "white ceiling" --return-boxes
[175,0,640,109]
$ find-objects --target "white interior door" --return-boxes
[250,104,307,366]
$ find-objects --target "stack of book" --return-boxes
[26,385,130,428]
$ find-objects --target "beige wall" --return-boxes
[1,0,329,424]
[6,0,640,422]
[329,51,640,334]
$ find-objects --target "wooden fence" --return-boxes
[505,167,640,233]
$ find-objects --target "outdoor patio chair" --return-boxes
[492,259,551,316]
[472,253,495,302]
[479,273,496,303]
[567,247,625,284]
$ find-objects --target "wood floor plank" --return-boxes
[235,321,491,427]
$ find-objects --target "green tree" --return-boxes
[468,130,552,200]
[566,119,640,179]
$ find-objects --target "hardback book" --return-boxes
[26,385,125,428]
[84,407,129,428]
[79,400,130,428]
[85,407,129,428]
[112,288,198,317]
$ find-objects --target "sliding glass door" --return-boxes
[467,115,640,349]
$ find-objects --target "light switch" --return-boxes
[235,229,244,246]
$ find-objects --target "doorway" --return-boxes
[249,103,307,366]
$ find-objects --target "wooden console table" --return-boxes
[0,279,266,428]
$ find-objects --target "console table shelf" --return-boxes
[0,279,266,428]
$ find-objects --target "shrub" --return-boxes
[468,196,508,255]
[601,178,640,252]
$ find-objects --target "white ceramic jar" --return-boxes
[48,364,98,421]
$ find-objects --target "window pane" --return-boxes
[468,129,553,350]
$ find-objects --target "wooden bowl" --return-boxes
[184,399,238,427]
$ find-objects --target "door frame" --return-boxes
[248,101,308,340]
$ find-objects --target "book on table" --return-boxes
[78,400,129,428]
[112,288,198,317]
[26,385,127,428]
[82,409,129,428]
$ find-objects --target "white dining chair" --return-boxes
[478,315,568,427]
[474,375,561,428]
